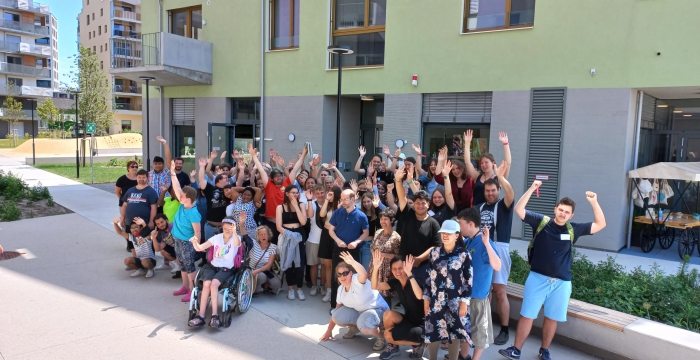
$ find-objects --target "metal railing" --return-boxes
[0,0,50,14]
[0,41,51,56]
[114,84,141,93]
[113,29,141,39]
[113,9,141,21]
[0,18,49,36]
[111,32,159,69]
[114,103,142,111]
[141,32,160,66]
[112,38,142,58]
[0,62,51,77]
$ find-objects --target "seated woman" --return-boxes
[320,252,390,352]
[371,251,427,360]
[113,216,156,278]
[187,216,241,328]
[240,212,281,296]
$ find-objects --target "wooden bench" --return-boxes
[505,282,638,332]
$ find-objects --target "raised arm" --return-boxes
[112,217,129,240]
[412,144,426,176]
[441,160,455,210]
[498,132,512,179]
[328,160,345,183]
[169,160,183,200]
[370,249,391,291]
[355,146,367,175]
[235,160,246,187]
[310,155,322,180]
[157,136,172,167]
[339,251,368,284]
[249,143,268,187]
[496,161,514,207]
[586,191,606,234]
[481,225,502,271]
[515,180,541,221]
[197,157,207,190]
[403,255,424,300]
[394,165,407,211]
[385,183,398,212]
[288,145,309,183]
[319,191,332,218]
[205,150,217,180]
[190,237,213,252]
[406,167,420,194]
[463,130,479,180]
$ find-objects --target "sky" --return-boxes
[44,0,82,87]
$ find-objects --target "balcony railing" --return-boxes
[114,103,141,111]
[112,38,142,58]
[0,41,51,56]
[113,9,141,22]
[0,0,50,14]
[113,29,141,39]
[0,62,51,77]
[0,85,52,97]
[114,84,141,94]
[0,18,49,36]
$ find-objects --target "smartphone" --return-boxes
[313,154,319,159]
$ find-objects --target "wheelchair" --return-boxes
[188,235,255,328]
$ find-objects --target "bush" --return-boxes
[0,170,28,201]
[27,182,52,202]
[0,200,21,221]
[37,131,52,138]
[106,156,142,167]
[508,250,700,333]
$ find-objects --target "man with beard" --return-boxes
[158,136,191,188]
[148,155,171,214]
[120,169,158,251]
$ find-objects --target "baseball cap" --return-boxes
[398,153,407,160]
[438,220,460,234]
[270,169,284,177]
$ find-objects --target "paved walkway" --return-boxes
[0,158,604,359]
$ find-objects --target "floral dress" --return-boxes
[227,197,258,239]
[423,245,473,345]
[368,229,401,297]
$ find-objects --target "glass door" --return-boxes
[209,123,234,161]
[173,125,196,173]
[422,124,490,170]
[680,134,700,162]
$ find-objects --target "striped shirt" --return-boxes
[248,241,277,270]
[129,234,155,260]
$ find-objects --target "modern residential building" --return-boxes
[112,0,700,253]
[78,0,142,134]
[0,0,59,138]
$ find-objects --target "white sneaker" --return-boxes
[322,290,331,303]
[171,262,181,273]
[310,286,318,296]
[145,269,155,278]
[155,263,170,271]
[297,289,306,301]
[287,289,295,300]
[131,269,147,277]
[320,287,327,296]
[125,266,132,271]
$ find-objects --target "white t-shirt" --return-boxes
[208,233,240,269]
[336,274,384,313]
[129,234,155,260]
[307,201,323,244]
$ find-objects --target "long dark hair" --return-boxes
[427,158,438,180]
[282,184,299,210]
[360,192,377,220]
[327,186,342,214]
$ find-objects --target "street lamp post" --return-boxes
[139,76,155,172]
[327,45,353,162]
[27,98,36,165]
[72,90,81,178]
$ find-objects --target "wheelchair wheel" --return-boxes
[188,287,199,321]
[220,288,235,328]
[237,268,254,314]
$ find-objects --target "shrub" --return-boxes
[0,170,28,201]
[0,200,21,221]
[26,182,52,202]
[508,250,700,333]
[106,156,142,167]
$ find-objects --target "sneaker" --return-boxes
[287,289,295,300]
[538,348,551,360]
[181,291,191,302]
[380,343,400,359]
[343,326,361,339]
[322,291,331,303]
[320,287,327,296]
[155,263,171,271]
[297,289,306,300]
[130,269,147,277]
[172,271,182,279]
[494,330,509,345]
[173,286,189,296]
[171,262,181,273]
[310,286,318,296]
[372,337,387,351]
[125,266,132,271]
[444,353,472,360]
[409,342,428,359]
[145,269,155,278]
[394,302,403,309]
[498,346,521,360]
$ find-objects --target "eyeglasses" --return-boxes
[129,165,138,168]
[336,270,351,278]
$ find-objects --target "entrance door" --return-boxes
[651,131,700,163]
[209,123,234,159]
[360,124,383,157]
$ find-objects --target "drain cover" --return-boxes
[0,251,23,261]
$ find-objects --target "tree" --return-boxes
[66,45,114,136]
[36,98,60,138]
[2,81,25,146]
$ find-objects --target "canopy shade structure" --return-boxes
[628,162,700,181]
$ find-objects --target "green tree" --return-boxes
[2,81,26,146]
[66,46,114,136]
[36,98,60,138]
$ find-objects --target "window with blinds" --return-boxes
[171,98,195,126]
[422,92,492,123]
[641,93,657,130]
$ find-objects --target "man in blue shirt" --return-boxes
[328,189,369,309]
[499,180,606,360]
[457,207,502,360]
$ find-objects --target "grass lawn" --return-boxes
[0,139,28,148]
[34,162,125,184]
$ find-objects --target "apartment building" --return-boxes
[78,0,142,135]
[112,0,700,253]
[0,0,59,138]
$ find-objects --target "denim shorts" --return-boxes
[332,306,387,331]
[173,238,197,273]
[520,271,572,322]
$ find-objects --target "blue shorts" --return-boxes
[332,306,387,331]
[520,271,572,322]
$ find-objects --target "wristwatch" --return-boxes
[407,275,415,281]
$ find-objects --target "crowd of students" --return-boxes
[112,131,606,360]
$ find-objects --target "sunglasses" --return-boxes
[336,270,351,278]
[129,165,138,168]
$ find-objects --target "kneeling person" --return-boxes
[113,216,156,278]
[150,213,180,273]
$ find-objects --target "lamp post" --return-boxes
[139,76,155,172]
[327,45,353,162]
[27,98,36,165]
[72,90,82,178]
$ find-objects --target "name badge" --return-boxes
[561,234,571,241]
[427,210,435,216]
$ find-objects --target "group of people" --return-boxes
[112,131,606,360]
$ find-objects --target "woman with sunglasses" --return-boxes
[320,251,390,351]
[115,160,139,210]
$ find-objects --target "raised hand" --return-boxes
[372,194,380,208]
[305,190,313,201]
[156,135,166,144]
[232,149,240,160]
[349,179,358,193]
[406,166,414,181]
[359,145,366,157]
[499,132,509,145]
[133,217,146,226]
[198,157,207,167]
[442,160,452,177]
[387,183,394,193]
[335,176,345,188]
[273,155,285,167]
[531,180,542,189]
[394,148,402,157]
[220,150,227,161]
[239,211,247,223]
[404,255,415,274]
[482,224,490,245]
[189,169,196,177]
[372,249,383,270]
[586,191,598,202]
[312,155,322,167]
[464,129,473,144]
[301,145,309,157]
[495,160,507,178]
[411,144,421,155]
[330,159,338,169]
[395,164,406,182]
[339,251,355,264]
[382,144,391,157]
[247,143,257,158]
[238,159,246,170]
[170,160,177,172]
[438,146,447,162]
[209,150,218,159]
[326,191,334,201]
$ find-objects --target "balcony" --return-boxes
[0,85,52,97]
[113,84,141,95]
[0,62,51,77]
[109,32,212,86]
[0,41,51,57]
[113,29,141,40]
[113,103,141,112]
[0,18,49,36]
[0,0,50,14]
[112,9,141,23]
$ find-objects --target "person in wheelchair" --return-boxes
[188,216,241,327]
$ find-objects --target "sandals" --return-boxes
[188,315,205,327]
[209,314,220,328]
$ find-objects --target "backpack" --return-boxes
[527,216,575,264]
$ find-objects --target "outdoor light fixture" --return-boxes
[674,110,683,113]
[683,114,692,117]
[327,45,354,162]
[361,95,374,101]
[139,76,156,172]
[26,98,36,165]
[657,104,669,108]
[72,90,82,178]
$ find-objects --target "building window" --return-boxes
[8,77,23,87]
[86,14,90,25]
[92,13,95,21]
[98,26,101,35]
[104,25,107,33]
[463,0,535,33]
[7,56,22,65]
[121,120,132,131]
[100,61,103,69]
[89,32,91,39]
[170,6,203,39]
[36,80,51,88]
[101,8,103,16]
[331,0,386,67]
[270,0,299,49]
[232,99,261,121]
[93,45,96,53]
[36,37,50,45]
[5,12,19,22]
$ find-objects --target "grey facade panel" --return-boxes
[265,96,325,164]
[384,93,422,157]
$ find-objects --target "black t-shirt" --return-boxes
[175,171,191,188]
[116,175,138,207]
[476,199,514,244]
[388,278,424,325]
[121,186,158,226]
[363,165,394,184]
[397,205,441,258]
[524,210,593,281]
[472,175,497,207]
[429,204,455,226]
[204,183,228,222]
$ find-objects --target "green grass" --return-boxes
[34,162,126,184]
[0,139,28,148]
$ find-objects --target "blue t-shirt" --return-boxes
[524,210,592,281]
[463,234,499,299]
[475,199,514,244]
[121,186,158,226]
[172,204,202,240]
[329,207,369,244]
[419,175,444,197]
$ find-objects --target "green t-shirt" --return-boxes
[163,197,181,223]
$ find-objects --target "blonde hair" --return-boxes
[255,225,273,243]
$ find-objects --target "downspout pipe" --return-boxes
[158,0,163,155]
[627,90,644,249]
[260,0,265,157]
